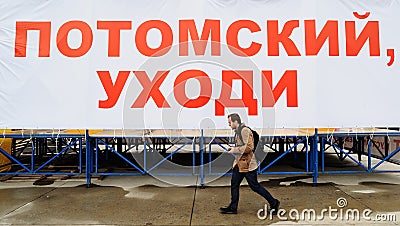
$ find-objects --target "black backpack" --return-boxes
[237,125,260,153]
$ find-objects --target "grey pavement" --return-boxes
[0,172,399,225]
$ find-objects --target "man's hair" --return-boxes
[228,113,241,124]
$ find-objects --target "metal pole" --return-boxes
[200,129,204,188]
[79,138,82,174]
[368,137,372,172]
[31,138,35,173]
[85,130,92,187]
[192,137,196,175]
[305,138,309,172]
[208,142,212,174]
[95,138,98,174]
[321,137,325,173]
[313,128,318,185]
[144,137,147,174]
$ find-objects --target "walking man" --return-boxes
[220,113,280,214]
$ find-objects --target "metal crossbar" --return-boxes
[260,138,307,173]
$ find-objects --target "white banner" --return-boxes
[0,0,399,129]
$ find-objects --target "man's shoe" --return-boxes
[220,206,237,214]
[219,206,229,212]
[270,199,280,215]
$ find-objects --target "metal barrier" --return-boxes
[1,128,399,187]
[0,130,84,176]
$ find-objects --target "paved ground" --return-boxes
[0,171,399,225]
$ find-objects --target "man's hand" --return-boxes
[228,147,238,154]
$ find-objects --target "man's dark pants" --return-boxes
[229,165,276,210]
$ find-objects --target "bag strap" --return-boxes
[236,125,248,146]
